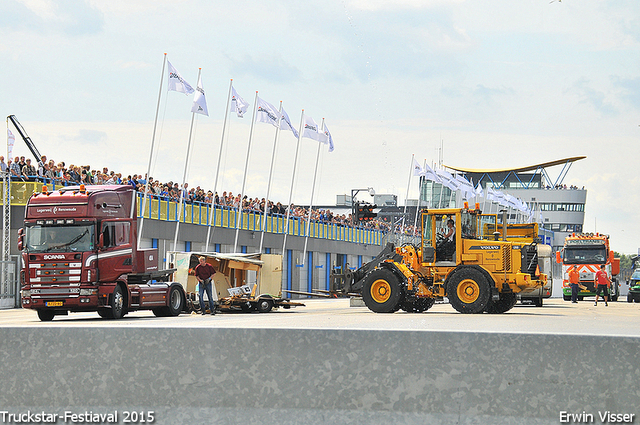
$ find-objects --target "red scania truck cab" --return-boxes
[19,184,186,321]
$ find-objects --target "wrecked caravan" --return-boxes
[167,252,304,313]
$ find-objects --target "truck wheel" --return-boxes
[563,294,571,301]
[109,284,126,320]
[37,309,55,321]
[97,309,110,318]
[447,268,490,314]
[401,297,435,313]
[533,297,543,307]
[362,268,404,313]
[166,285,184,316]
[257,297,274,313]
[628,294,634,303]
[485,293,517,314]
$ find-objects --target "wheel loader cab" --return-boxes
[422,209,481,265]
[477,214,498,240]
[435,214,456,262]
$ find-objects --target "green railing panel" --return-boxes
[183,204,193,224]
[11,182,41,205]
[149,198,159,220]
[159,200,168,220]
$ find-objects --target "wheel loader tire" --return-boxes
[362,268,404,313]
[446,268,491,314]
[485,292,517,314]
[401,297,435,313]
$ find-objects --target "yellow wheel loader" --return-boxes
[341,206,551,314]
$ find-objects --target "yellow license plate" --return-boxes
[45,301,63,307]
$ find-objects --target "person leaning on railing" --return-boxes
[21,158,37,181]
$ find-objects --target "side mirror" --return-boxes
[17,228,24,251]
[555,251,562,264]
[98,233,104,251]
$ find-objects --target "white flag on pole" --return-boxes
[423,163,441,183]
[323,124,334,152]
[412,157,425,176]
[191,73,209,116]
[475,182,484,198]
[231,86,249,118]
[302,115,328,143]
[435,169,460,191]
[7,129,15,160]
[256,97,280,127]
[280,108,299,139]
[167,61,194,95]
[455,174,475,199]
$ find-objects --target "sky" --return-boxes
[1,0,639,254]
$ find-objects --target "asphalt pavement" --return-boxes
[1,297,638,337]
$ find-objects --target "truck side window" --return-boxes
[102,224,112,248]
[102,222,130,248]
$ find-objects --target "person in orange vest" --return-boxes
[568,265,580,303]
[594,264,611,307]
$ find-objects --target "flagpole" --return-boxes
[437,167,444,209]
[302,118,324,265]
[233,91,259,253]
[412,158,426,235]
[259,101,283,253]
[282,110,305,256]
[401,154,414,233]
[138,53,167,247]
[205,79,233,252]
[172,68,201,251]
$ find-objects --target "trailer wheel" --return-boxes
[109,284,126,319]
[447,268,490,314]
[362,268,404,313]
[37,309,55,321]
[485,293,517,314]
[257,298,274,313]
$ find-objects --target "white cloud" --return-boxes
[346,0,464,12]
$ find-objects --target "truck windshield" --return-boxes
[563,246,607,264]
[25,225,95,253]
[631,270,640,280]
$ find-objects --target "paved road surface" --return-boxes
[1,297,637,337]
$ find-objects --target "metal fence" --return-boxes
[0,256,20,309]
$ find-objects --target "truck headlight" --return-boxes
[21,290,31,297]
[80,288,98,296]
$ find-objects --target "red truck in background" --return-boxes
[556,232,620,302]
[18,184,186,321]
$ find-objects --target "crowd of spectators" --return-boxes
[0,154,417,235]
[544,184,583,190]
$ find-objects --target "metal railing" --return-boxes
[0,256,20,309]
[136,193,386,246]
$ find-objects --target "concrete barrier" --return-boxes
[1,327,638,424]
